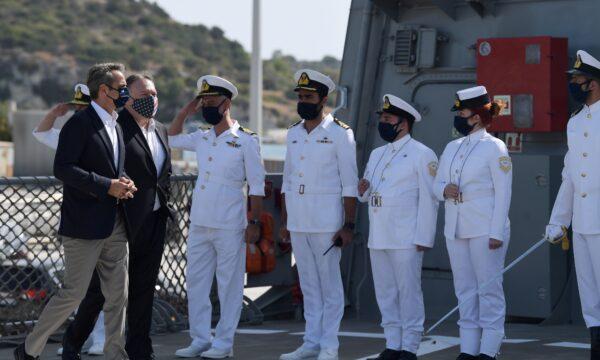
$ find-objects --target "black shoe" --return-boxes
[456,354,478,360]
[367,349,403,360]
[13,344,37,360]
[592,326,600,360]
[399,350,417,360]
[478,355,495,360]
[61,339,82,360]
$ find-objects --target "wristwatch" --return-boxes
[343,222,355,231]
[249,219,261,226]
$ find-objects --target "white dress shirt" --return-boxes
[139,118,167,211]
[358,135,439,249]
[169,121,265,230]
[434,129,512,241]
[282,114,359,233]
[550,100,600,235]
[91,101,119,168]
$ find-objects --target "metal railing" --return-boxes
[0,175,197,339]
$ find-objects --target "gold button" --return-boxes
[299,173,304,177]
[584,153,589,157]
[373,209,378,213]
[585,132,589,137]
[455,169,459,173]
[460,155,464,159]
[208,157,213,161]
[587,114,592,119]
[200,185,205,190]
[304,140,308,143]
[212,142,217,146]
[300,156,305,160]
[582,193,587,198]
[381,177,386,181]
[582,173,587,178]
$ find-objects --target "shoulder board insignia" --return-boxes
[571,105,584,117]
[333,118,350,129]
[239,126,257,136]
[288,120,302,129]
[199,125,213,131]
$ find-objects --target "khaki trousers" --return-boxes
[25,215,129,360]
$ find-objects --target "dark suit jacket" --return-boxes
[118,109,173,240]
[54,105,126,240]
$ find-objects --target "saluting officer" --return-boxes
[169,75,265,359]
[279,69,358,360]
[545,50,600,360]
[33,83,91,148]
[433,86,511,360]
[358,95,438,360]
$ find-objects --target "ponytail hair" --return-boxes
[473,101,502,126]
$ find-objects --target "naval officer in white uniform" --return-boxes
[169,76,265,359]
[433,86,511,360]
[545,50,600,360]
[279,69,358,360]
[358,95,438,360]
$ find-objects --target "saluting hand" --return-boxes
[49,103,71,118]
[358,179,370,196]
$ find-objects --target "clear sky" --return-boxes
[152,0,352,61]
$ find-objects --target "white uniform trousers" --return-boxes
[370,248,424,353]
[573,232,600,328]
[186,225,246,351]
[291,232,344,351]
[445,233,509,357]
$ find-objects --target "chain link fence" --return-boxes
[0,175,197,339]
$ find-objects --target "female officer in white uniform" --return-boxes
[358,95,438,360]
[433,86,512,360]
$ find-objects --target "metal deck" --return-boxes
[0,319,590,359]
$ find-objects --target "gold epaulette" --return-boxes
[333,118,350,129]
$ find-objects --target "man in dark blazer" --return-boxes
[60,74,173,360]
[15,63,136,360]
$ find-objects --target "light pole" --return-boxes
[250,0,262,136]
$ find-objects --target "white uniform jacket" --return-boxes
[282,114,359,233]
[169,121,265,230]
[434,129,512,241]
[358,136,439,249]
[550,100,600,235]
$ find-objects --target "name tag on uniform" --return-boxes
[317,137,333,144]
[226,141,241,148]
[370,192,382,207]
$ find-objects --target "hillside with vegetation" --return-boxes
[0,0,341,138]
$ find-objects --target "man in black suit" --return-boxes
[15,63,136,360]
[60,74,173,360]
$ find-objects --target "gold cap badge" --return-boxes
[454,99,461,108]
[383,96,391,110]
[201,80,210,92]
[298,72,310,86]
[74,86,83,100]
[574,55,582,69]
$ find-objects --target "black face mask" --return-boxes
[132,95,158,119]
[202,99,227,125]
[378,121,402,142]
[569,80,592,104]
[297,102,322,120]
[454,115,476,137]
[107,85,129,108]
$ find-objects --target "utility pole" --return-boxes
[249,0,262,136]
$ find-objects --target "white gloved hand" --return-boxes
[545,224,565,244]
